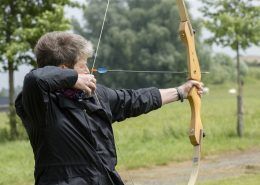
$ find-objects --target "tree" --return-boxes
[73,0,210,88]
[0,0,74,139]
[203,52,236,85]
[200,0,260,137]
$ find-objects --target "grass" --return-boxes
[0,67,260,184]
[113,81,260,169]
[198,174,260,185]
[0,140,34,185]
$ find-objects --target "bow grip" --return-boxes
[188,88,203,146]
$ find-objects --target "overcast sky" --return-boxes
[0,1,259,89]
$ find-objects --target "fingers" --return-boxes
[85,80,96,93]
[177,80,204,99]
[189,80,204,90]
[74,74,97,95]
[82,86,92,96]
[83,75,96,95]
[90,76,96,84]
[188,80,204,96]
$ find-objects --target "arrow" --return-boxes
[92,67,209,74]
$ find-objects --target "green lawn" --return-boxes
[0,140,34,185]
[114,81,260,169]
[0,71,260,184]
[199,174,260,185]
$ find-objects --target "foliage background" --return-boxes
[73,0,213,88]
[0,0,259,184]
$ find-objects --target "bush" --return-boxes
[0,113,28,142]
[16,116,29,140]
[204,52,241,84]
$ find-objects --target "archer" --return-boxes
[15,31,203,185]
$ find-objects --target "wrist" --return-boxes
[176,87,184,102]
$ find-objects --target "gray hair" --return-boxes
[34,32,93,68]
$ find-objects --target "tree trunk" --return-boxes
[8,61,18,140]
[236,42,243,137]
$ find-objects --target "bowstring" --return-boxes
[91,0,110,73]
[90,1,135,184]
[90,0,110,107]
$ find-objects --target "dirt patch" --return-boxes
[119,148,260,185]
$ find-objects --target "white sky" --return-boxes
[0,0,259,89]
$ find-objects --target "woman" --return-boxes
[15,31,203,185]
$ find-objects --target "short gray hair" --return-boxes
[34,31,93,68]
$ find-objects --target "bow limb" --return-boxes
[176,0,203,148]
[176,0,204,184]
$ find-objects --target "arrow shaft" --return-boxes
[106,69,186,74]
[93,68,209,74]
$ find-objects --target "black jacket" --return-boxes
[15,66,162,185]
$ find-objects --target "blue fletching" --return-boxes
[97,67,108,74]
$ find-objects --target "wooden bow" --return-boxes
[176,0,204,184]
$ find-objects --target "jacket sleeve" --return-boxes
[100,86,162,122]
[18,66,78,126]
[23,66,78,104]
[30,66,78,92]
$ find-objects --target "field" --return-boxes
[198,174,260,185]
[0,68,260,185]
[113,80,260,170]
